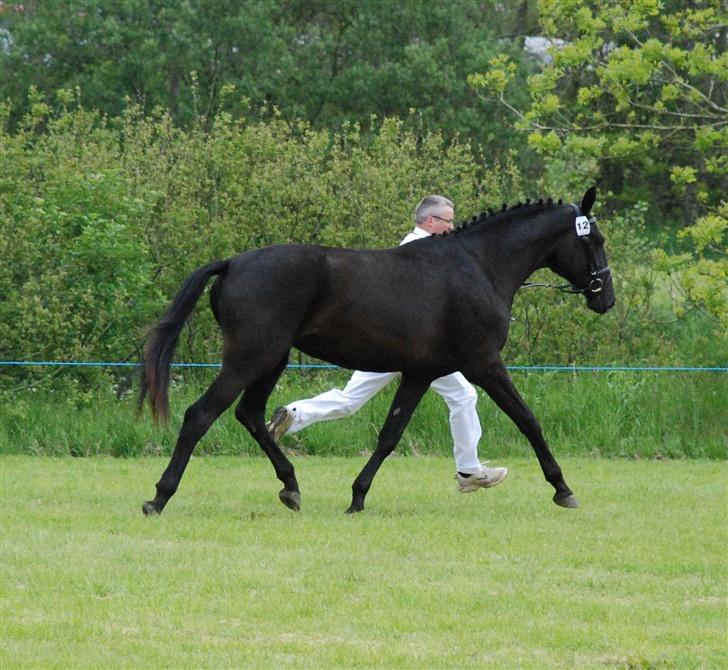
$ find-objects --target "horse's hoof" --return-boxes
[553,493,580,509]
[142,500,162,516]
[279,489,301,511]
[345,504,364,514]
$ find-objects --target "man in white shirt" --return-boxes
[267,195,508,493]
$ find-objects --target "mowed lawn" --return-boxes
[1,456,726,669]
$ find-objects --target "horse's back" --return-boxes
[218,243,402,325]
[213,240,502,374]
[216,244,327,323]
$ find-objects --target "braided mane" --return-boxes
[441,197,564,236]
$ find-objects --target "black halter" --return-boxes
[566,203,611,295]
[521,203,611,296]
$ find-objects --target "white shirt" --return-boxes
[399,226,430,246]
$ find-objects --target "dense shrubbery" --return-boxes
[1,98,722,400]
[0,0,536,153]
[0,101,521,379]
[471,0,728,334]
[1,0,725,401]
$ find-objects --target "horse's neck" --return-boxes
[467,212,566,303]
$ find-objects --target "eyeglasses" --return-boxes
[431,215,454,224]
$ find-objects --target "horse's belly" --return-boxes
[293,334,393,372]
[293,332,451,376]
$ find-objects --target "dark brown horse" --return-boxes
[140,187,614,515]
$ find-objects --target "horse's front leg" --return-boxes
[347,376,430,514]
[471,360,579,508]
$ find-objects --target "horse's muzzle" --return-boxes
[586,281,615,314]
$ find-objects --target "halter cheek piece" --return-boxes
[567,203,611,295]
[520,203,611,296]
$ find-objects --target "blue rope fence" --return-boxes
[2,361,726,372]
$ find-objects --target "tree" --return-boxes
[470,0,727,329]
[0,0,537,151]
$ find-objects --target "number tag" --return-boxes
[575,216,591,237]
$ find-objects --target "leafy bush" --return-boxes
[470,0,728,342]
[0,101,522,382]
[1,96,723,399]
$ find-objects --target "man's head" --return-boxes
[414,195,455,234]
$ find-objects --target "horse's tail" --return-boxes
[139,259,229,423]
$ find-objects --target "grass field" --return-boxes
[1,455,726,669]
[2,370,726,458]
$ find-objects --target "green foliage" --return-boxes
[0,103,162,370]
[0,101,527,382]
[2,0,726,389]
[1,95,724,396]
[3,371,725,459]
[653,203,728,330]
[0,0,535,153]
[470,0,728,341]
[506,202,677,365]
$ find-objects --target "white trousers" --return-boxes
[285,370,483,474]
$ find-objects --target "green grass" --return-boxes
[1,370,726,458]
[1,456,726,669]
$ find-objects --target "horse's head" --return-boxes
[548,187,615,314]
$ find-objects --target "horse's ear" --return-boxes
[581,186,597,214]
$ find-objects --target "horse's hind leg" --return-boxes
[471,360,578,508]
[348,375,430,514]
[143,367,245,516]
[234,356,301,511]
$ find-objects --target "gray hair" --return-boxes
[414,195,455,226]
